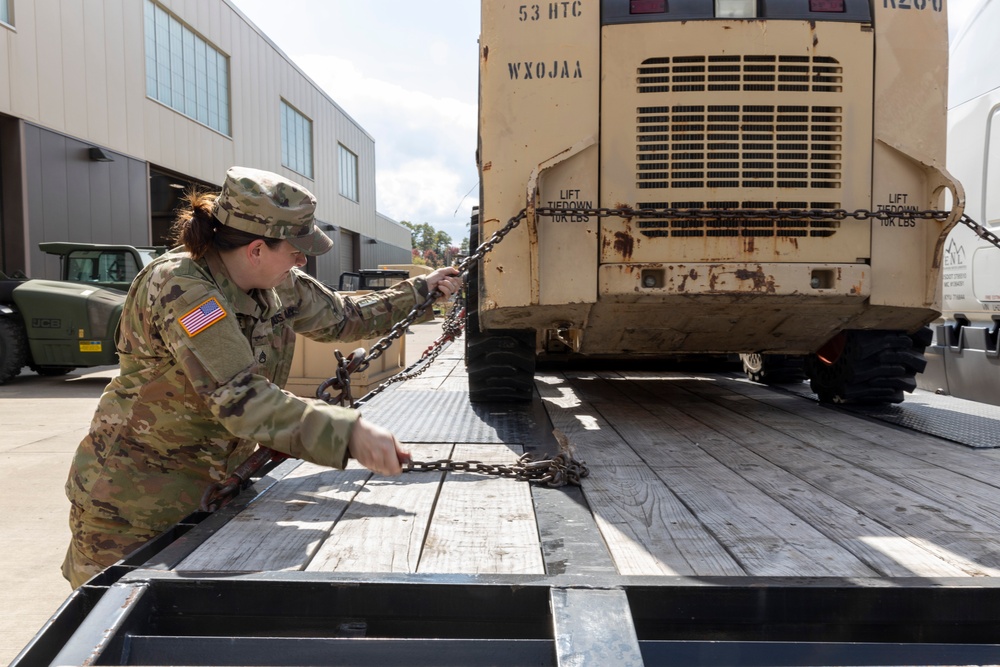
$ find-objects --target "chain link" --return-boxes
[308,207,596,489]
[957,213,1000,251]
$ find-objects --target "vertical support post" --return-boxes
[551,587,644,667]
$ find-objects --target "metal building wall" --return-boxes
[0,0,383,283]
[360,240,413,270]
[22,125,149,279]
[360,213,413,268]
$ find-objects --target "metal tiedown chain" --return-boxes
[280,201,980,411]
[316,207,527,408]
[200,209,571,511]
[532,206,997,252]
[405,452,588,487]
[956,213,1000,250]
[204,204,984,509]
[311,209,592,491]
[535,205,954,222]
[372,205,984,488]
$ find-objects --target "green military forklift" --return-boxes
[0,242,165,384]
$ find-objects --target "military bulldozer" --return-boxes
[0,242,165,384]
[469,0,963,405]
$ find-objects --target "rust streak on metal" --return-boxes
[613,231,635,260]
[734,267,776,293]
[677,268,700,292]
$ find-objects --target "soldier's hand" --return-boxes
[347,418,410,476]
[425,266,463,300]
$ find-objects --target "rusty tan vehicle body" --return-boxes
[468,0,963,403]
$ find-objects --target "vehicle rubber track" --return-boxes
[804,328,932,405]
[0,315,28,384]
[465,216,536,403]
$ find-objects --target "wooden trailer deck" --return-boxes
[177,345,1000,580]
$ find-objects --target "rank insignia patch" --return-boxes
[180,297,227,337]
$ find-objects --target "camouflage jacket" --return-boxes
[66,248,428,531]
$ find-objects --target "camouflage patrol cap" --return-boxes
[213,166,334,255]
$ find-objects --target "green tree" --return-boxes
[432,231,452,257]
[399,220,455,264]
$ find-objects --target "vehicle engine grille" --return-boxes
[636,54,843,94]
[633,55,844,238]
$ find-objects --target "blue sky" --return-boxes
[230,0,481,246]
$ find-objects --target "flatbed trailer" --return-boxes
[18,343,1000,666]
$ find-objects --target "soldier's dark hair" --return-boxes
[170,190,282,260]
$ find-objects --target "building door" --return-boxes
[340,229,357,275]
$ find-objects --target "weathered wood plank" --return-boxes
[718,377,1000,488]
[418,444,545,574]
[635,375,1000,576]
[396,376,446,391]
[584,394,878,577]
[590,374,969,577]
[679,378,1000,537]
[535,374,649,466]
[577,373,872,575]
[306,443,453,573]
[582,469,745,576]
[538,373,744,576]
[175,461,370,572]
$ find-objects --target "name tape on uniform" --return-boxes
[180,297,227,337]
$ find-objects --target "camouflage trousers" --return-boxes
[62,504,160,589]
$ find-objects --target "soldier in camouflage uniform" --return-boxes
[62,166,461,588]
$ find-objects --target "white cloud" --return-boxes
[379,159,465,238]
[295,54,477,243]
[229,0,480,245]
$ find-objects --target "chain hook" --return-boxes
[316,347,367,407]
[199,447,289,512]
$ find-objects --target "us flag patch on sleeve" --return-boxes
[179,297,227,337]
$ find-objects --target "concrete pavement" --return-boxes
[0,319,450,665]
[0,365,116,665]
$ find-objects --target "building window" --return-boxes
[339,144,358,202]
[281,100,313,179]
[144,0,230,135]
[0,0,10,25]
